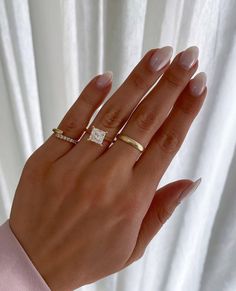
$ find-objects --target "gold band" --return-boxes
[116,134,145,153]
[52,128,78,144]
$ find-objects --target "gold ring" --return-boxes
[52,128,78,144]
[116,134,145,153]
[85,125,113,144]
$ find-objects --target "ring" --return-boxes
[52,128,78,144]
[116,134,145,153]
[85,125,113,146]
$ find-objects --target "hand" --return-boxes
[9,46,207,291]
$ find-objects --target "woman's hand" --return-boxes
[9,46,207,291]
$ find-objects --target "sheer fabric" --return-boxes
[0,1,236,290]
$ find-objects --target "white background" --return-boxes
[0,1,236,290]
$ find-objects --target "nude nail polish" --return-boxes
[96,71,113,88]
[189,72,207,96]
[149,46,173,72]
[178,178,202,203]
[178,46,199,70]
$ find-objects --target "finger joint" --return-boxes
[162,69,184,90]
[131,71,150,91]
[134,108,158,132]
[156,129,181,154]
[100,107,124,129]
[79,90,97,109]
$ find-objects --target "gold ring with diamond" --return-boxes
[85,125,113,146]
[52,128,78,144]
[116,133,145,153]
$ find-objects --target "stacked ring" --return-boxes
[52,126,145,153]
[116,134,145,153]
[52,128,78,144]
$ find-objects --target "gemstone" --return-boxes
[87,126,107,145]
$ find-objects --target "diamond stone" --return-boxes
[87,126,107,145]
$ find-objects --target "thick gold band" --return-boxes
[116,134,145,153]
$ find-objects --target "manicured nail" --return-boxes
[149,46,173,72]
[178,178,202,203]
[189,72,207,96]
[178,46,199,70]
[96,71,113,88]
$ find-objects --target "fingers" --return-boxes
[106,46,199,165]
[124,179,199,266]
[34,72,113,164]
[134,72,207,188]
[64,46,173,164]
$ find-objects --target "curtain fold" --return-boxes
[0,0,235,290]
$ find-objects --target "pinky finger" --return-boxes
[124,178,201,266]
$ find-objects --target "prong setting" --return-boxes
[87,126,107,145]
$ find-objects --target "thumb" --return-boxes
[124,178,202,266]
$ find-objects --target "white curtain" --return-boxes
[0,0,236,290]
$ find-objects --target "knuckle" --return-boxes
[23,152,48,178]
[177,98,198,115]
[63,118,79,133]
[163,69,183,89]
[156,207,171,226]
[23,159,41,179]
[100,107,124,129]
[131,71,150,91]
[157,129,181,154]
[134,108,158,132]
[124,244,146,266]
[79,90,96,109]
[133,248,146,263]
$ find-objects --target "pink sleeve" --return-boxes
[0,219,51,291]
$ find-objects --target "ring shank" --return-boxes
[117,134,144,152]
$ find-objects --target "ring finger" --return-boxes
[105,46,199,165]
[133,72,207,202]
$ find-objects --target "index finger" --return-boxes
[64,46,173,164]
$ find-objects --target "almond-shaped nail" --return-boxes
[189,72,207,96]
[178,46,199,70]
[149,46,173,72]
[178,178,202,203]
[96,71,113,88]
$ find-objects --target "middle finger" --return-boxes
[64,46,173,164]
[106,46,199,164]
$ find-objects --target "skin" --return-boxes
[9,47,207,291]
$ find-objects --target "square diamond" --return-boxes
[87,126,107,145]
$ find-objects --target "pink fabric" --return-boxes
[0,219,50,290]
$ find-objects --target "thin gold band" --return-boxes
[116,134,145,153]
[52,128,78,144]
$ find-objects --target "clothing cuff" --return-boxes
[0,219,50,290]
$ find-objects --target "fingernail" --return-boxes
[96,71,113,88]
[178,178,202,203]
[189,72,207,96]
[178,46,199,70]
[149,46,173,72]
